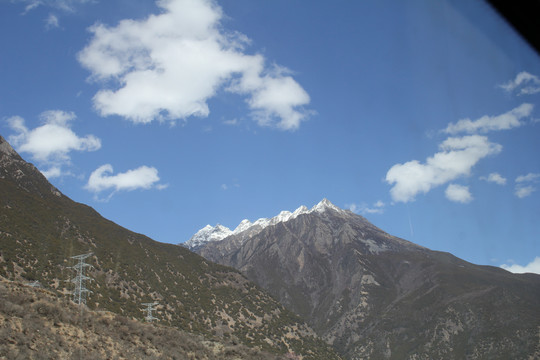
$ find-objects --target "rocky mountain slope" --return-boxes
[188,199,540,359]
[0,135,340,359]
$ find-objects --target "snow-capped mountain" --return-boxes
[188,195,540,359]
[185,224,233,250]
[183,198,345,250]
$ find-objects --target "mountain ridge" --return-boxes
[184,198,380,251]
[191,197,540,359]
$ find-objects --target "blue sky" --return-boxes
[2,0,539,273]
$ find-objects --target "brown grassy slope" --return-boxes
[0,278,283,360]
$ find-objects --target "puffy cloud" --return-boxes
[445,184,473,203]
[501,257,540,274]
[499,71,540,96]
[347,200,385,214]
[229,67,312,130]
[386,135,501,203]
[514,173,540,198]
[78,0,310,130]
[6,111,101,178]
[442,103,533,134]
[7,110,101,162]
[480,172,507,185]
[85,164,163,193]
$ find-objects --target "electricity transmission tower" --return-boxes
[69,252,93,306]
[141,302,159,322]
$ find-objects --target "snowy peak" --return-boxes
[213,224,232,237]
[233,219,253,233]
[310,198,342,214]
[185,223,233,249]
[293,205,309,216]
[270,210,294,226]
[184,198,346,250]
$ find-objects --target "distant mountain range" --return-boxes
[186,199,540,359]
[0,135,339,359]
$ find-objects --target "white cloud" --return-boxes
[6,111,101,177]
[386,135,501,203]
[20,0,41,12]
[16,0,93,31]
[480,172,507,185]
[515,186,535,199]
[78,0,311,130]
[41,166,62,179]
[445,184,473,203]
[45,13,59,29]
[229,68,312,130]
[516,173,540,183]
[514,173,540,198]
[156,183,169,190]
[85,164,162,193]
[220,180,239,191]
[442,103,533,134]
[499,71,540,96]
[223,118,239,126]
[16,0,93,12]
[501,257,540,274]
[347,200,385,214]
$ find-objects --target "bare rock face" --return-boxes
[0,135,19,157]
[193,200,540,359]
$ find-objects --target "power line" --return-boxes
[69,252,93,306]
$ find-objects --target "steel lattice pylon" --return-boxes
[69,253,93,306]
[141,302,159,322]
